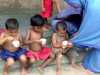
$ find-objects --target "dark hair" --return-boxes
[55,21,66,31]
[30,14,45,27]
[5,18,19,30]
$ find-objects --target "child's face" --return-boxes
[57,25,66,36]
[7,29,18,36]
[32,26,43,33]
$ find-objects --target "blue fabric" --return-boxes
[69,0,100,73]
[71,0,100,49]
[82,48,100,73]
[0,48,27,60]
[64,0,82,8]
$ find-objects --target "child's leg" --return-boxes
[56,53,62,75]
[38,53,55,71]
[19,55,27,75]
[66,49,78,68]
[26,58,36,73]
[3,57,15,75]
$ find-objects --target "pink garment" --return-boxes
[0,28,5,36]
[26,47,51,61]
[41,0,53,18]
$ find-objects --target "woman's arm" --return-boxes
[54,0,61,13]
[41,0,45,11]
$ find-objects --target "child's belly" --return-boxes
[3,43,18,52]
[30,43,42,52]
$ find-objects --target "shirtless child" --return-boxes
[51,22,73,75]
[0,18,27,75]
[25,15,52,71]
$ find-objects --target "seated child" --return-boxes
[51,21,72,75]
[0,18,27,75]
[25,15,52,70]
[37,21,74,75]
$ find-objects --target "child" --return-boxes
[38,21,74,75]
[25,15,52,71]
[51,21,71,75]
[0,18,27,75]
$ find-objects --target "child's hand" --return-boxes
[0,36,14,45]
[62,41,73,49]
[6,36,14,41]
[67,42,73,48]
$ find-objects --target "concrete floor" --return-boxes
[0,60,99,75]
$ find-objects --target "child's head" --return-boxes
[5,18,19,34]
[55,21,66,35]
[30,14,45,32]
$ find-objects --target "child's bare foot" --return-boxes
[78,64,93,75]
[71,64,80,69]
[84,70,93,75]
[21,69,27,75]
[56,71,62,75]
[3,72,8,75]
[27,67,32,73]
[37,66,44,74]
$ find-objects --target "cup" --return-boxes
[12,40,20,48]
[40,38,47,46]
[62,41,68,49]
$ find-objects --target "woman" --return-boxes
[68,0,100,74]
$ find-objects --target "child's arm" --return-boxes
[18,33,25,47]
[24,30,33,44]
[0,35,13,45]
[52,33,62,48]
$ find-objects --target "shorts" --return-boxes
[0,28,5,35]
[26,47,52,61]
[0,48,27,60]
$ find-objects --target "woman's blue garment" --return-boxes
[69,0,100,73]
[82,48,100,73]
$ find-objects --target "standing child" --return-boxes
[0,18,27,75]
[25,14,52,71]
